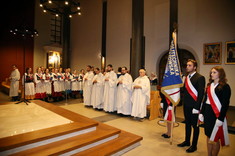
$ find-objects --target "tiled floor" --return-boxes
[0,92,235,156]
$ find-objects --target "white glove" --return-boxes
[198,114,204,122]
[168,106,173,110]
[215,119,223,127]
[192,108,199,114]
[160,103,163,108]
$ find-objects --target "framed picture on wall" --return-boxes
[225,41,235,64]
[203,42,222,64]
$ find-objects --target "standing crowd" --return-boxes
[9,64,151,120]
[82,64,150,121]
[8,59,231,156]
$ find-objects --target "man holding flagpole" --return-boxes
[177,59,205,153]
[161,31,183,142]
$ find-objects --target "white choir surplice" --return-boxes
[44,73,52,94]
[83,71,94,106]
[9,69,20,97]
[103,71,117,112]
[22,73,35,97]
[91,73,104,109]
[52,73,60,92]
[34,73,45,94]
[71,74,79,91]
[131,75,150,118]
[78,74,84,91]
[116,73,133,115]
[64,72,72,91]
[59,73,65,92]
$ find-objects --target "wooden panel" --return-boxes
[147,91,161,120]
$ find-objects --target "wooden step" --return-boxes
[0,122,97,153]
[73,130,143,156]
[10,124,121,156]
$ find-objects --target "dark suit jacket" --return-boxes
[201,84,231,122]
[183,72,205,110]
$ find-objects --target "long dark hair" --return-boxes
[207,66,227,89]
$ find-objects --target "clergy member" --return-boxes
[116,67,133,115]
[103,64,117,112]
[9,64,20,101]
[83,65,94,106]
[91,68,104,109]
[131,69,150,121]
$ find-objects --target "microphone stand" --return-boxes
[10,26,38,105]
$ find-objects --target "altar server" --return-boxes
[9,65,20,101]
[131,69,150,120]
[83,65,94,106]
[116,67,133,115]
[103,64,117,112]
[91,68,104,109]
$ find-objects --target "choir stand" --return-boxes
[10,26,38,105]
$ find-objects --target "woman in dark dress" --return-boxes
[199,66,231,156]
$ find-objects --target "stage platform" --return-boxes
[0,100,142,156]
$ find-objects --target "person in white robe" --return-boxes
[131,69,150,120]
[91,68,104,109]
[103,64,117,112]
[116,67,133,115]
[34,67,46,99]
[9,65,20,101]
[83,65,94,106]
[22,67,35,100]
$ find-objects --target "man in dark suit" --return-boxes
[177,59,205,153]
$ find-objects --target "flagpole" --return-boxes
[172,30,182,78]
[170,105,175,145]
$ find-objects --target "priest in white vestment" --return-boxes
[83,65,94,106]
[116,67,133,115]
[131,69,150,120]
[91,68,104,109]
[9,65,20,101]
[103,64,117,112]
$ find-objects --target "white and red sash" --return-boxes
[164,97,175,122]
[185,76,198,101]
[207,84,229,146]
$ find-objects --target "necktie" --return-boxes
[189,75,191,79]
